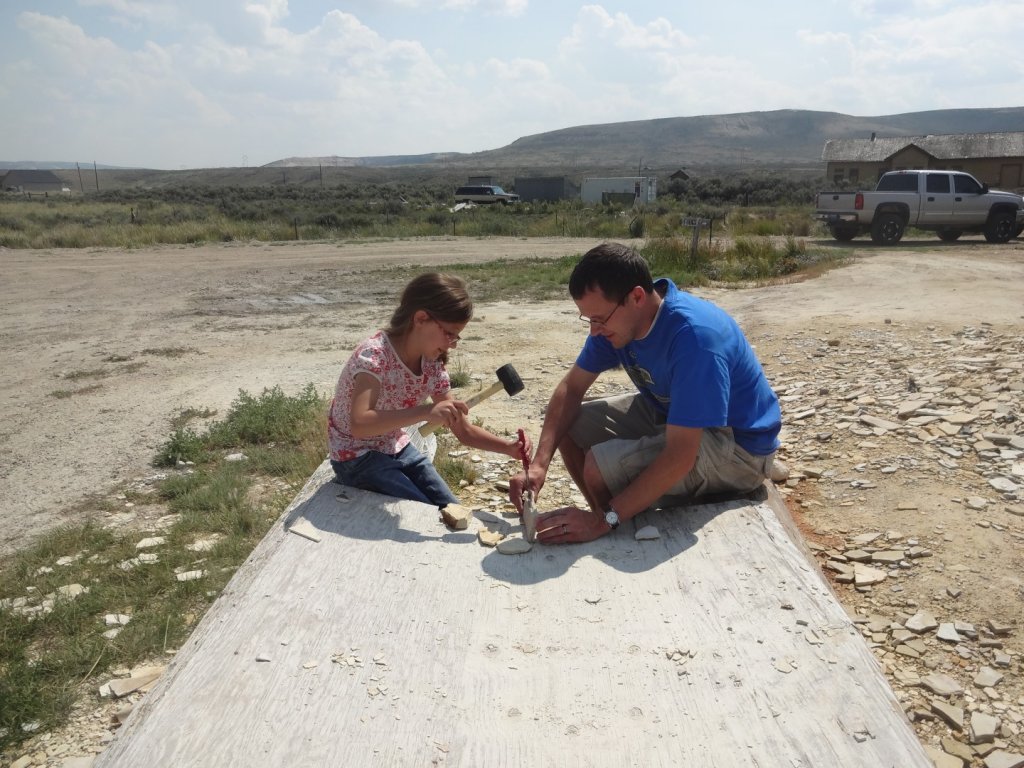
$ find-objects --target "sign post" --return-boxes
[681,216,711,259]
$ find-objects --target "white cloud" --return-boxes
[76,0,180,24]
[797,1,1024,112]
[18,12,122,70]
[483,57,549,80]
[402,0,528,14]
[244,0,289,27]
[561,5,692,55]
[2,1,1020,167]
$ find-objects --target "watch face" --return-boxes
[605,510,619,527]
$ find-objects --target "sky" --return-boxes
[2,1,1022,169]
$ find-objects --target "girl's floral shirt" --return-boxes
[328,331,450,462]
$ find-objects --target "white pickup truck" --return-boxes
[814,170,1024,244]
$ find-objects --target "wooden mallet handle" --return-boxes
[418,379,505,436]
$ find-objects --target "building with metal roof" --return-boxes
[822,132,1024,189]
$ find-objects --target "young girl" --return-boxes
[328,272,525,509]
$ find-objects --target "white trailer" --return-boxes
[581,176,657,204]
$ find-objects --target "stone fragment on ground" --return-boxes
[477,528,504,547]
[440,503,472,530]
[634,525,660,540]
[496,537,532,555]
[287,518,322,543]
[767,322,1024,764]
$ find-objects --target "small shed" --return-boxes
[513,176,578,203]
[1,169,67,194]
[581,176,657,205]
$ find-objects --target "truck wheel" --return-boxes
[984,212,1015,243]
[828,224,857,241]
[937,229,962,242]
[870,213,904,245]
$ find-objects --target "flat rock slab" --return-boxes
[96,462,931,768]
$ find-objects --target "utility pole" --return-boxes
[76,162,84,193]
[93,161,99,191]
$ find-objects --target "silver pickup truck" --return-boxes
[814,170,1024,244]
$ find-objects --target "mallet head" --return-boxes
[495,363,525,397]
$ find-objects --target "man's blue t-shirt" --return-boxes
[575,279,781,456]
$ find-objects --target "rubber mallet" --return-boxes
[419,363,524,436]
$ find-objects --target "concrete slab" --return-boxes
[96,462,931,767]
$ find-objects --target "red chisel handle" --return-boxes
[516,428,530,473]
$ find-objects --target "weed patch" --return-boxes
[447,353,472,389]
[62,368,108,381]
[0,384,329,754]
[142,346,197,358]
[169,407,218,430]
[48,384,104,399]
[433,433,479,489]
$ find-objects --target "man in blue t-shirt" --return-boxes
[510,243,782,543]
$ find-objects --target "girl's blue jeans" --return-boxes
[330,444,459,507]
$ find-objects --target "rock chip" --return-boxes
[634,525,660,540]
[478,528,504,547]
[920,673,963,697]
[496,537,532,555]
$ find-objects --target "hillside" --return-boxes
[267,107,1024,170]
[26,106,1024,191]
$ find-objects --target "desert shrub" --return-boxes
[315,212,342,228]
[206,384,324,448]
[154,427,207,467]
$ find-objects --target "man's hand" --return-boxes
[535,506,609,544]
[508,466,545,514]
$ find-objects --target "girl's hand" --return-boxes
[506,432,532,460]
[428,399,468,429]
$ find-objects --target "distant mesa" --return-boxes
[258,107,1024,170]
[6,107,1021,174]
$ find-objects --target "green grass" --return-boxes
[0,381,492,755]
[0,385,328,754]
[370,237,846,306]
[433,432,479,489]
[639,235,839,287]
[0,186,822,249]
[169,406,218,430]
[48,384,104,399]
[62,368,108,381]
[142,347,197,358]
[447,353,472,389]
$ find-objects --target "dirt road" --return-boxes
[0,236,1020,555]
[0,237,611,554]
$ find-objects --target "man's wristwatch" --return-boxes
[604,507,620,530]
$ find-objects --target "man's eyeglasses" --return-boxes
[578,299,624,328]
[429,315,461,344]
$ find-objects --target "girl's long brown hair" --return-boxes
[385,273,472,365]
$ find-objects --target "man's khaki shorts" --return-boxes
[568,393,773,506]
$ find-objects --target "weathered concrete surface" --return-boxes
[96,464,931,767]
